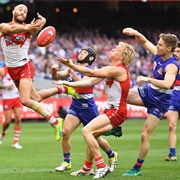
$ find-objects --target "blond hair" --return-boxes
[121,42,135,66]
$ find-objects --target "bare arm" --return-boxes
[51,64,70,80]
[54,77,103,88]
[123,27,157,55]
[137,64,178,89]
[69,68,89,81]
[0,13,46,36]
[56,57,126,81]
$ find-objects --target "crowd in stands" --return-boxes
[0,27,180,97]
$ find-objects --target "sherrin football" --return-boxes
[37,26,56,47]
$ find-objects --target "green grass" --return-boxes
[0,119,179,180]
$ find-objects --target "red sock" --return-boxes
[14,127,21,144]
[95,156,106,169]
[47,115,58,126]
[82,160,93,171]
[57,86,67,94]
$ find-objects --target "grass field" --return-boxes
[0,119,179,180]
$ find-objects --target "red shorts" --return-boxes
[3,97,22,111]
[104,108,127,128]
[7,61,34,88]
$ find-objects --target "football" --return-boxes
[36,26,56,47]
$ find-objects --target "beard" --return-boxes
[14,15,25,24]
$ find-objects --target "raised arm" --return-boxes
[0,13,46,36]
[123,27,157,55]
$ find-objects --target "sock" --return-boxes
[1,132,6,137]
[13,127,21,144]
[47,115,58,126]
[95,156,106,169]
[82,160,93,171]
[57,86,67,94]
[133,158,144,171]
[31,101,58,126]
[64,153,70,163]
[170,148,176,156]
[106,148,114,158]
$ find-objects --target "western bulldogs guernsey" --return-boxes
[139,54,179,110]
[68,65,99,126]
[69,65,96,108]
[1,67,19,99]
[169,63,180,106]
[0,22,31,67]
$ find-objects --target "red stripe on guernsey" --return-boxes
[136,162,142,167]
[75,87,93,94]
[175,80,180,86]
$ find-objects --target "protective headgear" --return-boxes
[77,46,96,65]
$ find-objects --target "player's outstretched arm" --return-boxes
[53,77,102,88]
[123,27,157,55]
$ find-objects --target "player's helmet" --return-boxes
[77,46,96,65]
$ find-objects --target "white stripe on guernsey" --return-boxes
[150,84,172,94]
[78,94,94,99]
[174,86,180,90]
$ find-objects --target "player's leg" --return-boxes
[97,137,119,172]
[12,104,23,149]
[19,78,62,141]
[37,86,80,100]
[55,114,81,172]
[123,114,160,176]
[82,114,112,178]
[165,110,178,161]
[127,88,145,106]
[70,146,95,176]
[0,109,12,144]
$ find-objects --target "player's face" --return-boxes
[156,38,169,56]
[13,5,28,24]
[109,43,123,61]
[174,47,180,61]
[78,49,89,61]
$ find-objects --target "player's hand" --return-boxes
[122,28,138,36]
[52,64,59,71]
[136,76,150,83]
[55,56,73,67]
[36,12,46,27]
[53,80,69,85]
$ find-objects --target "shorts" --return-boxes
[138,87,167,119]
[3,97,22,111]
[168,101,180,113]
[7,61,34,88]
[104,108,127,128]
[68,103,99,126]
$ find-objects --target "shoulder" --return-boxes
[0,22,10,36]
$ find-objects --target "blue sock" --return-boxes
[64,153,70,163]
[106,148,114,158]
[133,158,144,171]
[170,148,176,156]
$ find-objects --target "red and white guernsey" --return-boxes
[0,22,31,67]
[1,67,19,99]
[104,64,130,111]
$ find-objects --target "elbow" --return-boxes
[164,83,173,89]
